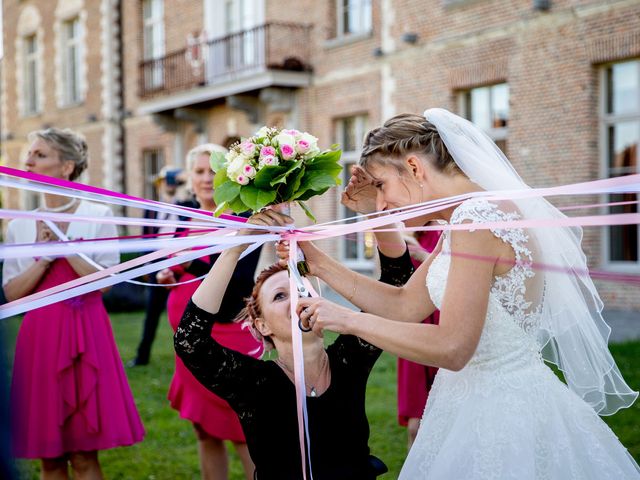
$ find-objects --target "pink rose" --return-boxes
[295,139,310,154]
[235,174,250,185]
[240,141,257,156]
[260,146,276,157]
[260,155,279,167]
[280,144,296,160]
[285,129,301,137]
[243,164,256,178]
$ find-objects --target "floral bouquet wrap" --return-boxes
[210,127,342,221]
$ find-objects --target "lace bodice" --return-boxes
[427,199,544,370]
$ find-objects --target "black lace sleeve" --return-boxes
[174,300,266,408]
[378,246,414,287]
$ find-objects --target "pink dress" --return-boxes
[166,255,263,442]
[397,231,441,426]
[10,259,144,458]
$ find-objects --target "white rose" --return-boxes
[256,126,270,138]
[299,132,319,156]
[275,132,296,148]
[227,154,249,176]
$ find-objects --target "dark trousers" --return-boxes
[134,277,170,363]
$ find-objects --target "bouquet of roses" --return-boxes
[210,126,342,221]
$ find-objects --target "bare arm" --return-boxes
[3,260,52,302]
[3,221,54,301]
[298,227,501,371]
[192,210,292,313]
[192,247,243,314]
[313,246,437,322]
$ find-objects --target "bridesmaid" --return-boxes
[156,144,263,480]
[3,128,144,479]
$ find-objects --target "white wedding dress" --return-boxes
[399,198,640,480]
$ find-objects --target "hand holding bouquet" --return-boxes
[210,127,342,221]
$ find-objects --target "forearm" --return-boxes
[192,248,243,314]
[3,260,50,301]
[348,312,464,370]
[316,255,420,321]
[66,255,101,277]
[373,224,407,259]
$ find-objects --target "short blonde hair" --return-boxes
[185,143,227,172]
[28,127,88,180]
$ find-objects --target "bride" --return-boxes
[285,108,640,479]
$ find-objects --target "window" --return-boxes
[62,17,82,105]
[336,0,372,38]
[142,0,164,88]
[143,149,164,201]
[23,34,40,115]
[461,83,509,153]
[335,115,376,268]
[602,60,639,267]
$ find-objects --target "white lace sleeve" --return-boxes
[450,199,543,335]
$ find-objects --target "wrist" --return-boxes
[35,256,53,266]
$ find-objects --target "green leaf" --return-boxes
[213,180,241,205]
[306,149,342,168]
[213,201,228,217]
[270,159,303,187]
[214,167,228,189]
[295,186,330,201]
[240,184,277,212]
[210,152,227,173]
[254,165,288,189]
[228,196,250,214]
[280,167,306,202]
[297,200,316,222]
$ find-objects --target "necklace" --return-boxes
[275,353,330,397]
[42,198,79,212]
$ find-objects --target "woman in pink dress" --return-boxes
[156,144,263,480]
[397,231,441,449]
[3,128,144,479]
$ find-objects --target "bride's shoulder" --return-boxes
[450,198,521,226]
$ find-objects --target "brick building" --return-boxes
[2,0,640,309]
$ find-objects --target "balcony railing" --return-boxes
[139,22,312,99]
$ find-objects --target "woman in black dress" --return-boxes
[174,209,412,480]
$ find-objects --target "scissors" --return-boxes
[287,253,314,332]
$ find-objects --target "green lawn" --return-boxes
[3,311,640,479]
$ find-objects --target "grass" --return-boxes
[3,311,639,479]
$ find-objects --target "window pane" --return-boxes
[26,35,36,55]
[608,121,639,176]
[607,61,639,115]
[470,87,491,131]
[143,0,152,20]
[491,84,509,128]
[607,121,639,262]
[609,198,638,262]
[341,117,357,152]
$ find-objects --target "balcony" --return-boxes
[138,22,313,114]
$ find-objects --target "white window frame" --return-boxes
[599,60,640,272]
[335,115,376,270]
[336,0,372,39]
[61,17,82,106]
[458,83,509,145]
[23,34,40,116]
[142,0,165,88]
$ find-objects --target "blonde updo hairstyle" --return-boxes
[28,128,88,181]
[359,113,461,176]
[235,263,288,353]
